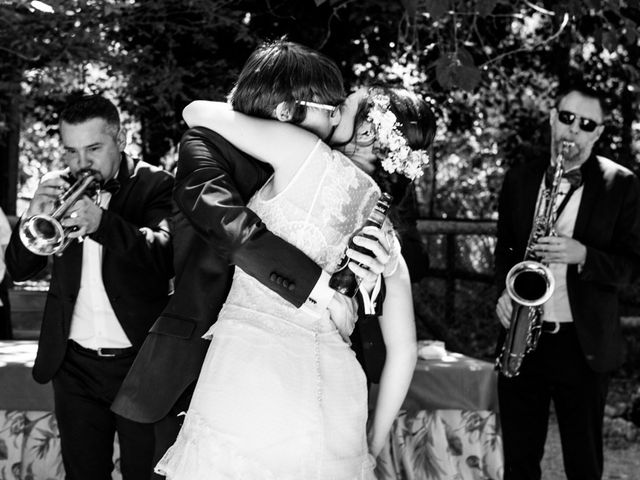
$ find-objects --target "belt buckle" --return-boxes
[96,348,116,358]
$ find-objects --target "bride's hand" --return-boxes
[347,226,391,294]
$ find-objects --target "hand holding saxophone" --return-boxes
[495,290,512,328]
[532,235,587,265]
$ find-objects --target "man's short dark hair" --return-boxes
[556,78,609,118]
[228,39,345,124]
[59,94,121,135]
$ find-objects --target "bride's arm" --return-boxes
[183,101,319,174]
[367,254,417,458]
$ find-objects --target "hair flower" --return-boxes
[367,91,430,180]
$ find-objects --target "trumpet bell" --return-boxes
[19,213,66,256]
[506,260,555,307]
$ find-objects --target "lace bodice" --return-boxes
[211,140,382,335]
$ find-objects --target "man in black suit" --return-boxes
[5,95,174,479]
[112,40,392,470]
[494,80,640,479]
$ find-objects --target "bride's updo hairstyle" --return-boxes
[228,38,345,125]
[353,86,436,200]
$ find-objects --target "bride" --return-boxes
[155,85,434,479]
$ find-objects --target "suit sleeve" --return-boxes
[5,222,49,282]
[579,173,640,288]
[174,127,322,308]
[90,170,174,275]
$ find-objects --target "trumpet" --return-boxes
[19,171,101,256]
[497,140,575,377]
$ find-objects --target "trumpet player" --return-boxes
[494,79,640,480]
[5,95,174,480]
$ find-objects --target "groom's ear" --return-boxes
[274,102,293,122]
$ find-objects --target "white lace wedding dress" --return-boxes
[155,140,381,479]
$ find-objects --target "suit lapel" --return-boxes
[573,154,601,240]
[107,154,134,213]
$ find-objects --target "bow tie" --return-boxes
[101,178,121,194]
[545,166,583,189]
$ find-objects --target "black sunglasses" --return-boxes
[557,110,602,133]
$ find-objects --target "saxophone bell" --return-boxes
[505,260,555,308]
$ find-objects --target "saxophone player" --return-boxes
[494,79,640,480]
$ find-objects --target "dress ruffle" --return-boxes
[155,411,376,480]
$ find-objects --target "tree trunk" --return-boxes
[0,86,21,216]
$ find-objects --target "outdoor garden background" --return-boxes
[1,0,640,477]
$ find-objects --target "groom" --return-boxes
[112,39,391,472]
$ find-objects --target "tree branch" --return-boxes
[0,44,39,62]
[478,12,569,68]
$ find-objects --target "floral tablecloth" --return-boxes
[0,341,121,480]
[1,340,502,480]
[371,348,504,480]
[376,409,503,480]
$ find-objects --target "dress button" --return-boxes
[270,273,278,282]
[288,283,296,291]
[282,279,289,288]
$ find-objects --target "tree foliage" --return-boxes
[1,0,639,221]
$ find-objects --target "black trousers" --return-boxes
[152,382,195,477]
[498,323,609,480]
[0,279,12,340]
[53,343,156,480]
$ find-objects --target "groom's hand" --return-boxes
[327,294,358,344]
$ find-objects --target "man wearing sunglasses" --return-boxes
[494,79,640,480]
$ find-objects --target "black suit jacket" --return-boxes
[5,155,174,383]
[113,128,332,423]
[494,153,640,372]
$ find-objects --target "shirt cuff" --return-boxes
[358,274,382,315]
[299,270,335,318]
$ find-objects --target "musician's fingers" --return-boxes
[496,303,511,328]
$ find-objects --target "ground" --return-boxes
[540,377,640,480]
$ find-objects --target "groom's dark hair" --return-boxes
[228,39,345,124]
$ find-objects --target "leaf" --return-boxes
[458,47,475,67]
[602,30,618,52]
[447,433,464,456]
[466,454,481,469]
[476,0,497,17]
[434,53,482,91]
[455,65,482,91]
[0,439,7,460]
[435,55,456,89]
[401,0,418,17]
[424,0,450,20]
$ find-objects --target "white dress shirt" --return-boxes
[542,177,584,324]
[69,191,132,349]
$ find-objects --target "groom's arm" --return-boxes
[174,127,332,312]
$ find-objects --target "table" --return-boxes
[0,341,121,480]
[372,348,504,480]
[1,341,503,480]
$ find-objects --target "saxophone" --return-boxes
[496,141,574,377]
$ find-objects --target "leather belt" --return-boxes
[69,340,135,358]
[541,321,574,334]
